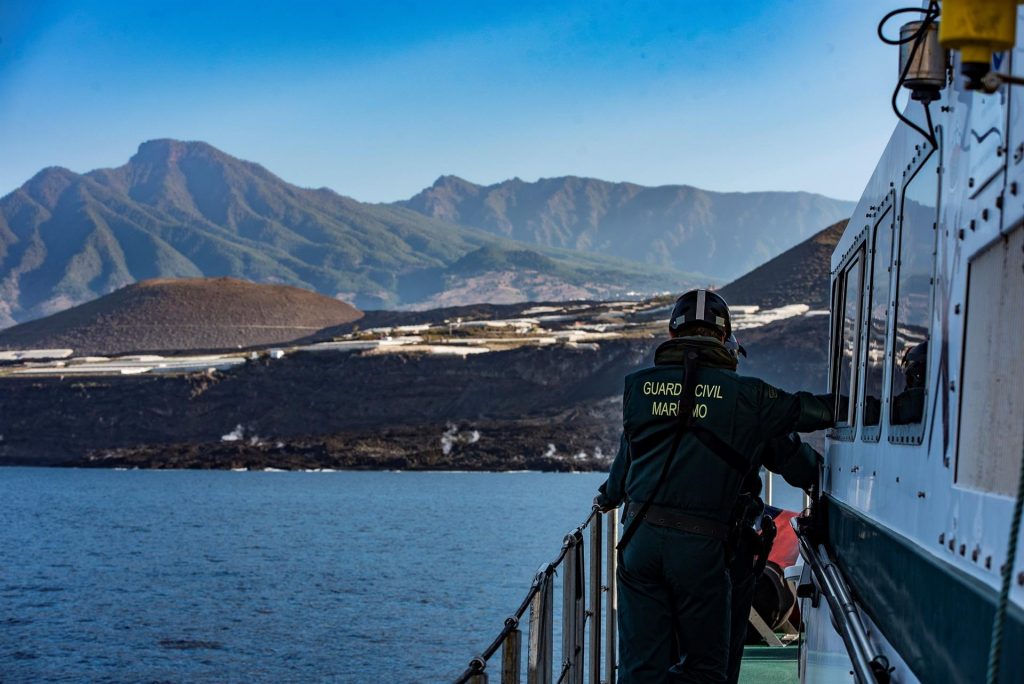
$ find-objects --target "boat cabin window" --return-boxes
[891,153,938,427]
[956,224,1024,496]
[863,206,894,430]
[835,249,864,427]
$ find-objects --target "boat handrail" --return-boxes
[453,507,619,684]
[793,515,890,684]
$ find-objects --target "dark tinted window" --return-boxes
[863,208,894,427]
[891,153,938,425]
[836,252,863,426]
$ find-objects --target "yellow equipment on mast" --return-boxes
[939,0,1018,88]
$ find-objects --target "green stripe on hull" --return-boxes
[825,496,1024,684]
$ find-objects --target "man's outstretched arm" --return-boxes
[757,383,835,438]
[761,432,822,492]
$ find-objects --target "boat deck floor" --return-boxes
[738,645,799,684]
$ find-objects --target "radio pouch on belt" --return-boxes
[754,514,778,577]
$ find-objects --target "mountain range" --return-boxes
[0,139,853,327]
[401,175,854,280]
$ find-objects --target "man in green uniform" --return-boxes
[594,289,832,684]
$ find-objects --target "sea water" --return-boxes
[0,468,805,683]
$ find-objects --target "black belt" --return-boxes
[624,502,729,542]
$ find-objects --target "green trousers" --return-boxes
[617,521,731,684]
[726,532,758,684]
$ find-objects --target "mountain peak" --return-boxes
[26,166,77,187]
[430,174,478,191]
[21,166,79,208]
[130,139,222,167]
[404,175,485,223]
[110,139,277,215]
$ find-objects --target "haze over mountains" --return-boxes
[401,175,854,280]
[0,139,853,327]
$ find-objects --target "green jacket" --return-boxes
[598,336,832,523]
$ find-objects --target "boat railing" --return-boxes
[453,507,620,684]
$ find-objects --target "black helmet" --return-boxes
[669,289,732,338]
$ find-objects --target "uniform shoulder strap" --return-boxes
[689,425,750,475]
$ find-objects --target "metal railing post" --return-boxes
[528,569,554,684]
[469,673,488,684]
[589,514,603,684]
[605,509,618,684]
[574,541,586,684]
[562,537,579,683]
[501,627,521,684]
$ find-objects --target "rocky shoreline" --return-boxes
[65,412,620,472]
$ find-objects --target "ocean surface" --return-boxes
[1,468,805,683]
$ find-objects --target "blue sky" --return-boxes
[1,1,901,203]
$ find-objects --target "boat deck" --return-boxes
[738,645,798,684]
